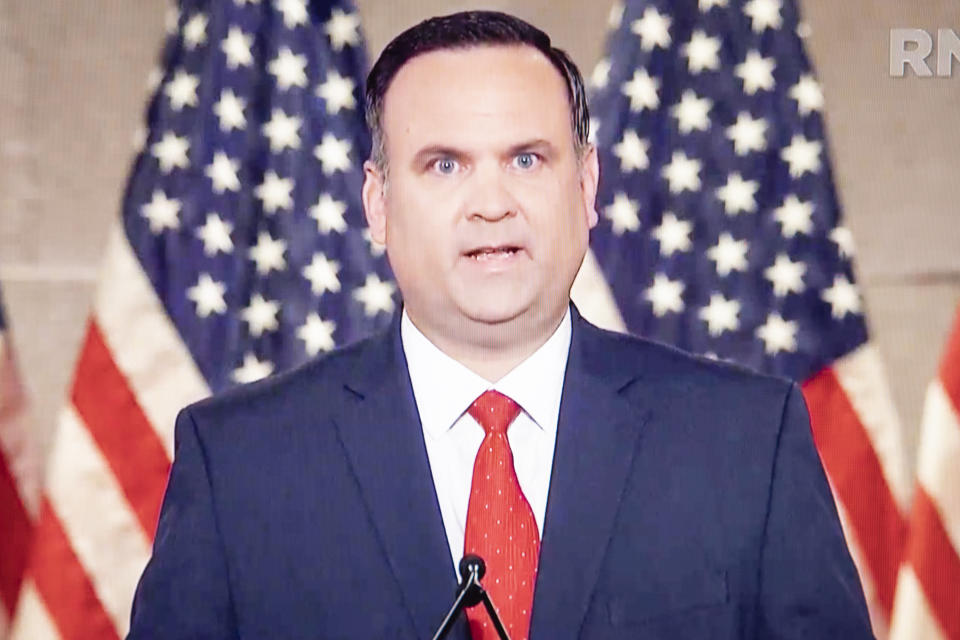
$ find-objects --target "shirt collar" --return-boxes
[401,307,572,439]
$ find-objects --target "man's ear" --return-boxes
[580,144,600,228]
[361,161,387,245]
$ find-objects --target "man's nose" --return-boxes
[465,163,519,222]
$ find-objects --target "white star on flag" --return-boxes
[205,151,241,193]
[254,170,295,213]
[735,50,776,94]
[661,150,702,194]
[725,111,768,155]
[764,253,806,297]
[716,172,759,215]
[830,226,855,258]
[645,273,685,317]
[187,273,227,318]
[164,69,200,111]
[221,26,254,69]
[790,74,825,116]
[743,0,783,33]
[314,134,352,175]
[302,253,341,295]
[213,89,247,131]
[591,58,612,89]
[195,213,234,256]
[652,212,693,256]
[707,232,749,276]
[699,293,741,336]
[248,231,287,275]
[603,192,641,235]
[682,30,722,74]
[241,293,281,337]
[671,90,713,134]
[822,275,862,318]
[612,130,650,172]
[309,194,348,234]
[781,134,822,177]
[774,194,814,237]
[699,0,728,10]
[275,0,308,29]
[141,190,181,233]
[269,47,308,90]
[631,7,672,51]
[621,68,660,112]
[297,313,336,356]
[316,70,357,114]
[150,132,190,173]
[353,274,396,316]
[262,108,302,152]
[325,8,361,50]
[756,312,798,354]
[183,13,208,50]
[232,352,275,384]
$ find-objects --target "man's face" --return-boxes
[363,44,599,344]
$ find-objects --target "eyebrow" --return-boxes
[505,138,558,158]
[411,145,468,168]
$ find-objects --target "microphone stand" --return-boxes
[432,555,511,640]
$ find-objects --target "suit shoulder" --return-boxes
[183,331,380,423]
[585,322,793,398]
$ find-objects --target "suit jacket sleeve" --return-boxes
[757,383,874,638]
[127,407,238,639]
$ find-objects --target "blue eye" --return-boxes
[432,158,459,174]
[514,152,539,170]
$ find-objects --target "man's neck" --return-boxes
[404,307,569,383]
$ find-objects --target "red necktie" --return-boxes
[463,390,540,640]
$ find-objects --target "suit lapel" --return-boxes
[529,307,649,640]
[331,314,466,640]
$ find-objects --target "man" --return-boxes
[128,11,874,640]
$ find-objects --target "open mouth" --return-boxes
[465,246,522,261]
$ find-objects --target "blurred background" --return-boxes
[0,0,958,638]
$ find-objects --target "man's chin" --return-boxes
[461,303,528,327]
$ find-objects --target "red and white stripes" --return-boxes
[9,228,208,640]
[890,307,960,640]
[803,343,910,637]
[0,326,41,638]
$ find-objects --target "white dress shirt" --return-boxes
[400,308,572,573]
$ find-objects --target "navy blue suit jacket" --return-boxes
[128,305,873,639]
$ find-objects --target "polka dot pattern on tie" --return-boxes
[463,390,539,640]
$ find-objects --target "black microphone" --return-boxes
[457,555,486,606]
[432,554,512,640]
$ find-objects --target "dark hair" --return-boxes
[364,10,590,172]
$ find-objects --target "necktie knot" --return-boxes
[468,390,521,435]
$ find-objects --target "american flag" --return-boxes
[0,291,40,638]
[572,0,910,634]
[8,0,388,637]
[890,305,960,640]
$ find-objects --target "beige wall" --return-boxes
[1,0,958,471]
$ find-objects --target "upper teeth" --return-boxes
[471,247,515,258]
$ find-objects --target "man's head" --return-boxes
[364,11,591,174]
[361,11,600,367]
